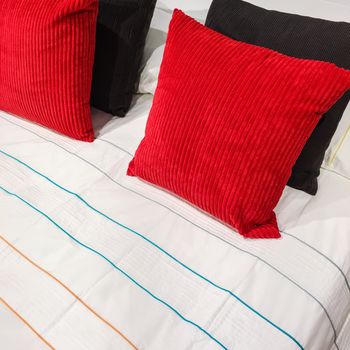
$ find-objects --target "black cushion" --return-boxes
[206,0,350,195]
[91,0,156,117]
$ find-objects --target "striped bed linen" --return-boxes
[0,94,350,350]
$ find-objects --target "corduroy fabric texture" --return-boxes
[206,0,350,195]
[91,0,156,117]
[0,0,98,142]
[128,10,350,239]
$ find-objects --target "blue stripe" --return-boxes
[0,149,303,349]
[0,185,227,350]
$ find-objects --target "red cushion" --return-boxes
[128,10,350,239]
[0,0,98,142]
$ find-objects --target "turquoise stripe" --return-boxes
[0,185,227,350]
[0,149,303,349]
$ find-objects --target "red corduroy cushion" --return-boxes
[0,0,98,142]
[128,10,350,239]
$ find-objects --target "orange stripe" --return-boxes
[0,297,55,349]
[0,235,138,350]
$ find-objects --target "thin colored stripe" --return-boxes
[282,228,350,293]
[100,145,345,349]
[4,116,348,298]
[0,118,347,348]
[0,235,138,350]
[99,138,134,157]
[98,137,349,292]
[0,185,228,350]
[0,297,55,350]
[0,148,303,350]
[2,122,343,343]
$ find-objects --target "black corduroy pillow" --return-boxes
[206,0,350,195]
[91,0,156,117]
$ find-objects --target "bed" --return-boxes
[1,94,349,350]
[1,1,350,350]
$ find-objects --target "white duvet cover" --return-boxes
[0,94,349,350]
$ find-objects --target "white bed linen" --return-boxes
[0,95,349,350]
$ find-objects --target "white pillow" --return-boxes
[140,1,212,95]
[325,128,350,179]
[142,0,212,66]
[325,103,350,178]
[139,44,165,95]
[156,0,212,19]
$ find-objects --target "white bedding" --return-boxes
[0,94,350,350]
